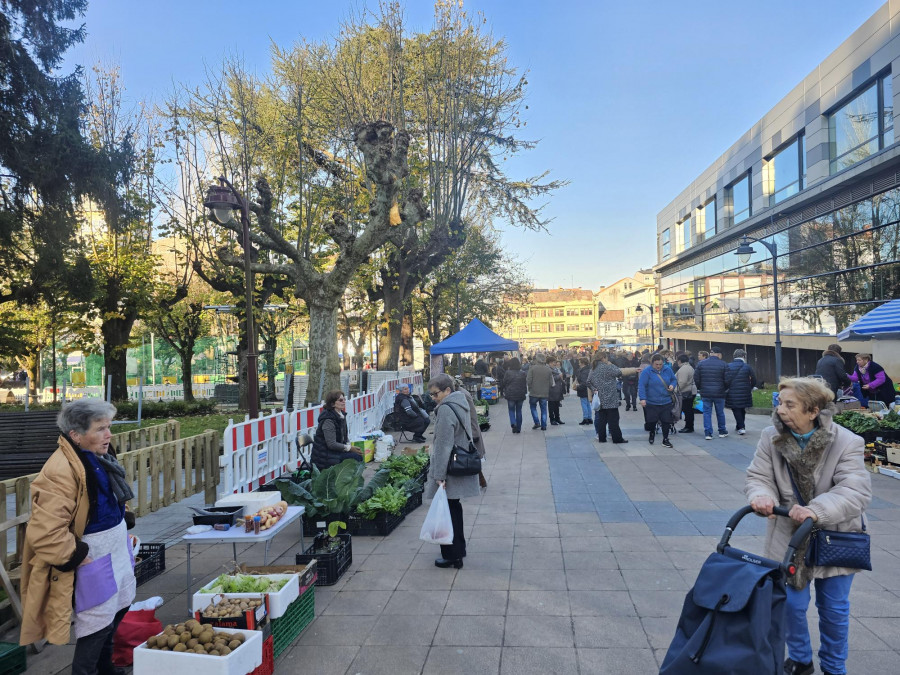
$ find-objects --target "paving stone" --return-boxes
[364,613,441,645]
[433,615,506,647]
[507,590,570,615]
[504,615,574,647]
[382,589,450,615]
[296,615,378,645]
[565,569,627,591]
[500,647,579,675]
[560,535,611,551]
[422,646,502,674]
[509,568,569,590]
[573,615,649,648]
[398,569,459,590]
[630,590,689,618]
[577,647,659,674]
[444,589,509,615]
[321,589,392,615]
[278,644,359,674]
[567,590,636,616]
[347,645,430,674]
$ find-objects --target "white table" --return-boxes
[182,505,305,609]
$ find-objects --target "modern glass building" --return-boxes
[656,3,900,384]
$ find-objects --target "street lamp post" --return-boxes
[634,303,655,349]
[204,177,259,419]
[735,235,781,383]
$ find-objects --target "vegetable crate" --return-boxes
[0,643,25,675]
[402,490,423,517]
[270,585,315,659]
[192,574,300,619]
[296,534,352,586]
[248,635,274,675]
[134,543,166,587]
[346,511,405,537]
[301,513,343,535]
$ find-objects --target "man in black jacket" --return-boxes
[815,343,851,401]
[694,346,729,440]
[394,384,430,442]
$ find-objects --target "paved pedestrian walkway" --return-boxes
[16,397,900,674]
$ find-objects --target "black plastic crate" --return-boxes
[346,510,405,537]
[0,642,25,675]
[192,505,243,527]
[296,534,352,586]
[302,513,345,535]
[401,491,423,516]
[134,543,166,587]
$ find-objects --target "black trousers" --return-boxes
[402,414,429,436]
[72,606,129,675]
[622,381,638,408]
[440,498,466,561]
[594,407,625,442]
[681,393,696,431]
[548,401,561,423]
[732,407,747,431]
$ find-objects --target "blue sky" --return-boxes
[64,0,886,289]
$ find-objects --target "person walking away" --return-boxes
[561,353,574,394]
[526,353,553,430]
[425,374,480,569]
[849,353,896,407]
[621,352,639,411]
[675,354,696,433]
[495,358,507,398]
[725,349,757,435]
[746,377,871,675]
[588,351,636,444]
[502,358,527,433]
[638,354,678,447]
[815,344,851,402]
[574,358,593,424]
[547,357,566,425]
[694,346,730,439]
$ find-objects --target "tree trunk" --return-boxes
[264,334,277,401]
[377,283,404,370]
[16,352,39,404]
[236,318,250,411]
[180,350,195,403]
[306,302,341,405]
[341,334,351,370]
[399,300,414,367]
[101,317,134,401]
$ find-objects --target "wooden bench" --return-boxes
[0,411,61,480]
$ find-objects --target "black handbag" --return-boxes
[444,403,482,477]
[786,465,872,570]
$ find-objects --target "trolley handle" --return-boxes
[717,505,815,577]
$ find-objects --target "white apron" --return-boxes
[73,518,136,639]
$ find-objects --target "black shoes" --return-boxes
[579,419,592,425]
[435,558,463,569]
[613,439,629,444]
[532,424,541,430]
[598,437,607,443]
[557,420,565,424]
[662,439,673,448]
[412,435,426,442]
[783,658,813,675]
[648,431,655,445]
[680,428,694,434]
[550,421,558,426]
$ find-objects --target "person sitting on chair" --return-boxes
[394,383,430,442]
[311,391,363,470]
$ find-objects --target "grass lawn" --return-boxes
[114,413,234,437]
[752,388,777,409]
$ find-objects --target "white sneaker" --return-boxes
[738,429,746,435]
[718,433,729,438]
[705,435,713,440]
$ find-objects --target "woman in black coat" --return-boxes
[502,358,527,433]
[311,391,363,470]
[724,349,757,435]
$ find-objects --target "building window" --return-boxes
[661,228,671,258]
[566,324,578,331]
[829,73,894,173]
[697,198,716,243]
[554,308,564,317]
[554,323,565,332]
[530,323,540,332]
[582,323,592,331]
[678,214,692,252]
[727,173,751,226]
[580,308,592,316]
[766,135,805,205]
[566,308,577,316]
[519,326,528,334]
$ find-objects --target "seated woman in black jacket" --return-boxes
[311,390,362,470]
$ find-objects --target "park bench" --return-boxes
[0,411,61,480]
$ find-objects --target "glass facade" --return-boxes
[768,135,804,205]
[828,74,894,173]
[697,199,716,243]
[660,186,900,336]
[728,173,751,226]
[661,228,671,258]
[680,215,692,252]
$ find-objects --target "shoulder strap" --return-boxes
[784,461,866,532]
[444,402,473,442]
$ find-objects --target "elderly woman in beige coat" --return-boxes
[425,374,481,569]
[746,377,871,675]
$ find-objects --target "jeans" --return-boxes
[529,397,548,428]
[594,407,625,442]
[701,396,727,436]
[507,399,523,429]
[440,498,466,561]
[72,606,129,675]
[732,407,746,431]
[579,396,592,420]
[785,574,854,674]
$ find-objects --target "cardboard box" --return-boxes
[238,561,317,595]
[351,439,375,462]
[194,594,267,630]
[133,627,263,675]
[193,573,301,619]
[835,400,862,412]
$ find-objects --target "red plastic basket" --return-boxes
[248,635,273,675]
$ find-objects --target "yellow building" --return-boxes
[498,288,597,350]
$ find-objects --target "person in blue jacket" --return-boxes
[694,346,730,439]
[638,353,678,447]
[725,349,757,435]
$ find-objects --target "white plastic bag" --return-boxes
[591,392,601,411]
[375,436,394,462]
[419,484,454,545]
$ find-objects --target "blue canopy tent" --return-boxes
[430,318,519,354]
[837,299,900,341]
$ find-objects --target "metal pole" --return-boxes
[107,374,112,403]
[137,377,143,428]
[241,199,259,419]
[770,241,782,383]
[151,333,156,385]
[52,323,57,403]
[24,375,29,411]
[650,306,656,349]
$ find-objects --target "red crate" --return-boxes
[248,635,273,675]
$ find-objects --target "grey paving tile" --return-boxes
[382,589,449,615]
[423,646,501,674]
[509,568,568,590]
[614,551,676,569]
[347,645,429,675]
[504,615,574,647]
[574,615,649,648]
[277,644,359,674]
[607,536,664,552]
[398,569,458,590]
[622,568,690,592]
[507,590,570,615]
[511,548,564,569]
[565,569,627,591]
[452,567,511,590]
[641,616,679,649]
[562,550,619,570]
[513,536,561,552]
[364,613,441,645]
[321,590,392,615]
[567,590,636,616]
[433,615,505,647]
[577,647,659,674]
[560,536,611,552]
[500,647,579,675]
[342,569,405,591]
[296,615,378,645]
[630,590,689,619]
[444,590,509,615]
[514,522,560,537]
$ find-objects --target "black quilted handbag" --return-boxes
[444,403,482,477]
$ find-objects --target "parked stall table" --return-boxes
[182,505,305,609]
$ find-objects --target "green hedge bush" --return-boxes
[114,399,218,419]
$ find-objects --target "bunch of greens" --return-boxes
[200,574,289,594]
[880,409,900,430]
[355,485,408,519]
[381,452,429,483]
[275,460,393,518]
[833,410,881,434]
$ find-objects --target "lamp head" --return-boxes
[204,182,241,224]
[735,238,755,265]
[635,304,643,314]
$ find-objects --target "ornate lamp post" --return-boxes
[204,177,259,419]
[634,303,655,349]
[736,235,782,383]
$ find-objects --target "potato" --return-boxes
[218,646,231,656]
[200,630,214,643]
[191,624,205,637]
[194,645,206,654]
[146,635,157,648]
[173,643,187,653]
[175,623,185,633]
[160,646,169,652]
[167,635,179,649]
[228,639,241,650]
[187,638,198,649]
[163,626,175,636]
[179,632,191,644]
[208,649,220,656]
[231,632,246,643]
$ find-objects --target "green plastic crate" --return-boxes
[270,584,315,658]
[0,642,25,675]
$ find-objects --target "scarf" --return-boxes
[95,452,134,505]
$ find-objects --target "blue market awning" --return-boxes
[429,318,519,355]
[838,299,900,341]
